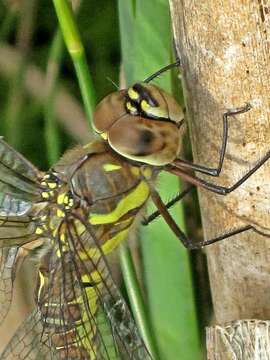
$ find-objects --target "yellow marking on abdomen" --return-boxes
[102,226,130,254]
[89,180,149,225]
[77,224,132,261]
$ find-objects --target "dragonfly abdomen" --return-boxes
[37,253,101,359]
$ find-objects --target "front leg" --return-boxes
[148,184,255,250]
[173,103,251,177]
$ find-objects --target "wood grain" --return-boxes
[169,0,270,335]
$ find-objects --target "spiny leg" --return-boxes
[148,185,256,250]
[165,148,270,195]
[173,103,251,177]
[142,185,193,225]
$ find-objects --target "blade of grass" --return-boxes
[120,244,159,359]
[118,0,135,83]
[52,0,96,127]
[118,2,160,358]
[119,0,202,359]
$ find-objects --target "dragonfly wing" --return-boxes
[0,137,43,217]
[38,232,118,360]
[0,217,41,324]
[0,139,46,341]
[0,216,38,248]
[50,214,152,360]
[0,247,19,323]
[33,213,151,359]
[0,308,58,360]
[0,214,151,359]
[0,137,43,248]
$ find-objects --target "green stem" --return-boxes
[52,0,96,127]
[120,244,159,359]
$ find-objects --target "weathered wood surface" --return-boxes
[169,0,270,358]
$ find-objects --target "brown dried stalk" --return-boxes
[169,1,270,358]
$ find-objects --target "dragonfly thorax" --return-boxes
[27,142,153,358]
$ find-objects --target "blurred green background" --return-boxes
[0,0,212,359]
[0,0,120,166]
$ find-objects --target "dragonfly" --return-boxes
[0,61,270,359]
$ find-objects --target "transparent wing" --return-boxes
[49,213,153,360]
[0,137,43,248]
[0,139,44,340]
[0,213,152,360]
[0,137,43,216]
[0,247,19,323]
[0,216,38,248]
[0,309,57,360]
[0,217,40,324]
[5,211,151,360]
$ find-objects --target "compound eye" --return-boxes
[107,115,181,166]
[93,90,126,134]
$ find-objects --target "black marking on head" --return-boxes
[125,99,140,115]
[133,83,158,107]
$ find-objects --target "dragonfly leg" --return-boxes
[144,59,181,83]
[148,186,256,249]
[173,103,251,177]
[142,185,193,225]
[165,147,270,195]
[149,186,191,248]
[193,225,254,249]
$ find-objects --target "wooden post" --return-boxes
[169,1,270,358]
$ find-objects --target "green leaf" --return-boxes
[119,0,202,359]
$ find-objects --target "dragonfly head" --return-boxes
[93,83,184,166]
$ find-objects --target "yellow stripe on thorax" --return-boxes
[89,180,149,225]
